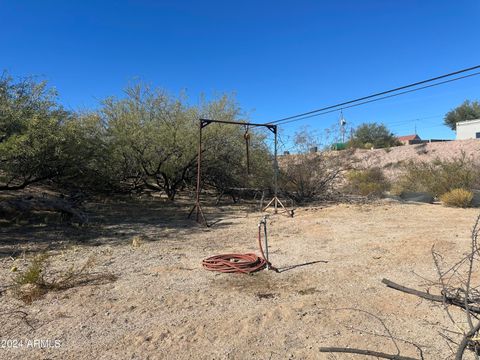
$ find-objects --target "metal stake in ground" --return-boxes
[259,216,269,270]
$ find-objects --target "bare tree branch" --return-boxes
[319,347,418,360]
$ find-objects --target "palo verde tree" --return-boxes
[349,122,400,149]
[444,100,480,130]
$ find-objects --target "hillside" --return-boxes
[351,139,480,179]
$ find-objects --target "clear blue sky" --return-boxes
[2,1,479,148]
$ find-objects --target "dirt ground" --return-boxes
[1,199,479,359]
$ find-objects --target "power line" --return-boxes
[270,71,480,126]
[390,117,442,128]
[386,114,442,127]
[335,114,442,133]
[266,64,480,125]
[348,115,442,129]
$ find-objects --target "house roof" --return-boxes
[397,134,420,141]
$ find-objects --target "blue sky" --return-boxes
[1,1,479,149]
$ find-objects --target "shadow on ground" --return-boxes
[0,197,250,258]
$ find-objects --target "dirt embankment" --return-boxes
[280,139,480,180]
[352,139,480,179]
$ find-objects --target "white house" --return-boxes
[456,119,480,140]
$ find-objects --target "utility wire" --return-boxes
[386,114,442,127]
[390,117,443,128]
[266,64,480,125]
[271,71,480,126]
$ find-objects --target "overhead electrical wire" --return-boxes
[390,118,443,129]
[265,65,480,126]
[386,114,442,127]
[269,70,480,126]
[339,114,442,132]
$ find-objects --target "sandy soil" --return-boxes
[1,199,479,359]
[353,139,480,180]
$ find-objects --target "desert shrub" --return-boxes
[396,154,480,197]
[279,128,353,203]
[280,153,351,202]
[440,188,474,208]
[389,183,404,197]
[12,254,115,304]
[414,143,428,155]
[345,168,390,197]
[14,254,48,286]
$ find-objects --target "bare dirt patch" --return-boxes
[0,200,478,359]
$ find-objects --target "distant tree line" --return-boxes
[2,72,476,203]
[0,73,272,200]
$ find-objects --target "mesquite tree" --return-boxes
[0,73,78,190]
[99,84,272,200]
[0,74,273,199]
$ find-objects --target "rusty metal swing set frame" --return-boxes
[188,118,292,226]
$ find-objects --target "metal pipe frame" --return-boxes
[188,118,291,226]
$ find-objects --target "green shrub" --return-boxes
[14,254,48,286]
[348,122,400,149]
[13,254,115,304]
[440,188,474,208]
[345,168,390,197]
[396,155,480,197]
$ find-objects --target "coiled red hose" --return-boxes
[202,224,277,274]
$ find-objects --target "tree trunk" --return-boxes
[0,196,87,224]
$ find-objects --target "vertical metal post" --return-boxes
[273,125,278,214]
[244,126,251,175]
[195,120,203,222]
[188,119,209,225]
[263,217,269,270]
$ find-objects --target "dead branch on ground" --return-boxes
[318,307,424,359]
[319,347,418,360]
[0,196,87,224]
[321,215,480,359]
[382,215,480,359]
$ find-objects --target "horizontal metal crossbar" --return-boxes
[199,118,277,133]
